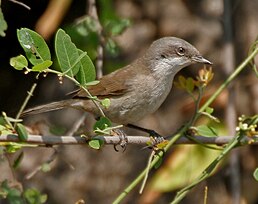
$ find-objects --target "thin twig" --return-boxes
[47,69,106,117]
[88,0,104,78]
[8,0,31,10]
[0,134,258,146]
[14,83,37,128]
[66,113,88,136]
[25,148,58,179]
[139,150,156,194]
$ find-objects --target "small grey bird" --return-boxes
[22,37,212,128]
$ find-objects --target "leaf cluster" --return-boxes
[0,180,47,204]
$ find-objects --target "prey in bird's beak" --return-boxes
[191,55,212,65]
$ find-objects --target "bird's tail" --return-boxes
[21,99,82,117]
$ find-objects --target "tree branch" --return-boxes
[0,134,257,146]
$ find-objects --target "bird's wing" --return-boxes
[74,65,135,99]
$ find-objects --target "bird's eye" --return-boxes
[176,47,185,56]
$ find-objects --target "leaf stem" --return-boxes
[45,69,106,117]
[199,47,258,112]
[14,83,37,128]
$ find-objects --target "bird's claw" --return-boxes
[112,129,128,152]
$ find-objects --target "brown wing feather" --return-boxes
[74,65,136,99]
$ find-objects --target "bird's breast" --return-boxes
[105,74,173,124]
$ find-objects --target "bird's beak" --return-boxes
[191,55,212,65]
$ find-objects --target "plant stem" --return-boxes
[199,47,258,112]
[14,83,37,128]
[171,132,241,204]
[46,69,106,117]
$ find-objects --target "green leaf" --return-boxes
[253,168,258,181]
[93,117,112,131]
[1,180,23,203]
[41,163,51,172]
[88,138,104,150]
[101,98,111,109]
[12,151,24,170]
[0,124,12,135]
[105,19,130,36]
[177,75,186,89]
[75,49,96,85]
[76,16,99,36]
[196,125,218,137]
[10,55,28,70]
[17,28,51,65]
[55,29,80,77]
[0,8,7,37]
[186,77,195,93]
[148,146,222,192]
[5,144,22,153]
[85,80,99,86]
[31,60,53,72]
[24,188,48,204]
[105,38,119,55]
[15,123,28,141]
[205,107,214,114]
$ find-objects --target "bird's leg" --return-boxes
[126,124,164,144]
[95,117,128,151]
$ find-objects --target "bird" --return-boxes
[22,37,212,134]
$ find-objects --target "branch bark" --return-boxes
[0,134,257,146]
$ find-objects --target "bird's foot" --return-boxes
[112,129,128,152]
[126,124,166,147]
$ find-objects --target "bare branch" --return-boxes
[88,0,104,78]
[0,134,257,146]
[8,0,31,10]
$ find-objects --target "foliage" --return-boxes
[0,180,47,204]
[0,7,7,37]
[74,0,130,56]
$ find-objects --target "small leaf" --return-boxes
[6,144,22,153]
[12,151,24,169]
[75,49,96,85]
[186,77,195,93]
[0,124,12,135]
[0,8,7,37]
[85,80,100,86]
[31,60,53,72]
[24,188,48,204]
[156,139,169,149]
[105,19,130,36]
[55,29,80,77]
[41,163,51,172]
[205,107,214,114]
[10,55,28,70]
[105,38,119,56]
[15,123,28,141]
[17,28,51,65]
[253,168,258,181]
[196,125,218,137]
[175,75,187,90]
[101,98,111,109]
[93,117,112,131]
[1,180,23,202]
[88,139,104,150]
[76,16,99,36]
